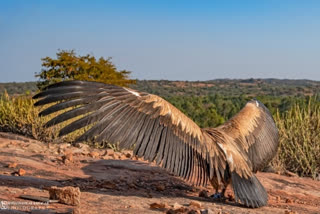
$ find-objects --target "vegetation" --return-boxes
[274,98,320,179]
[0,92,53,141]
[0,91,95,146]
[0,79,319,179]
[1,78,320,97]
[132,78,320,98]
[0,82,38,95]
[35,50,136,89]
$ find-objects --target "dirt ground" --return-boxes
[0,132,319,214]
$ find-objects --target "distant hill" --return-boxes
[1,79,319,97]
[131,78,320,98]
[0,82,38,95]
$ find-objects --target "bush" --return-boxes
[0,92,85,143]
[274,97,320,179]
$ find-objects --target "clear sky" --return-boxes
[1,0,320,82]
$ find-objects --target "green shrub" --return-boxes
[0,92,85,143]
[274,97,320,179]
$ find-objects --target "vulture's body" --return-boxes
[33,80,279,208]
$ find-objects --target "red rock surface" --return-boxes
[48,186,81,206]
[0,132,319,213]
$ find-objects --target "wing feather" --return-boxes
[155,126,168,165]
[216,99,279,172]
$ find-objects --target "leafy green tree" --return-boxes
[35,50,136,89]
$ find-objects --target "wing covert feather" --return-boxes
[216,99,279,172]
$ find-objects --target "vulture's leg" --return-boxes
[221,176,232,197]
[209,177,222,198]
[211,187,221,199]
[220,184,228,197]
[209,184,224,199]
[210,172,231,199]
[210,186,228,199]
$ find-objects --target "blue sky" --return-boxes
[1,1,320,82]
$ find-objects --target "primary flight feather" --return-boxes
[33,80,279,208]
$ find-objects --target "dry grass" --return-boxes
[0,92,54,141]
[274,97,320,179]
[0,92,85,143]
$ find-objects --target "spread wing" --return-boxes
[33,80,228,186]
[216,99,279,172]
[209,99,279,208]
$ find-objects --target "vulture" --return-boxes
[33,80,279,208]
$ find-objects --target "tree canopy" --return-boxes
[35,50,136,89]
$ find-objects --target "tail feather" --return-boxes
[231,172,268,208]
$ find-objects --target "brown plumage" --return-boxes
[33,80,279,208]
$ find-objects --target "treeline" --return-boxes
[165,94,319,128]
[1,78,320,97]
[131,78,320,98]
[0,82,38,95]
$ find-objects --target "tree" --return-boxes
[35,50,136,89]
